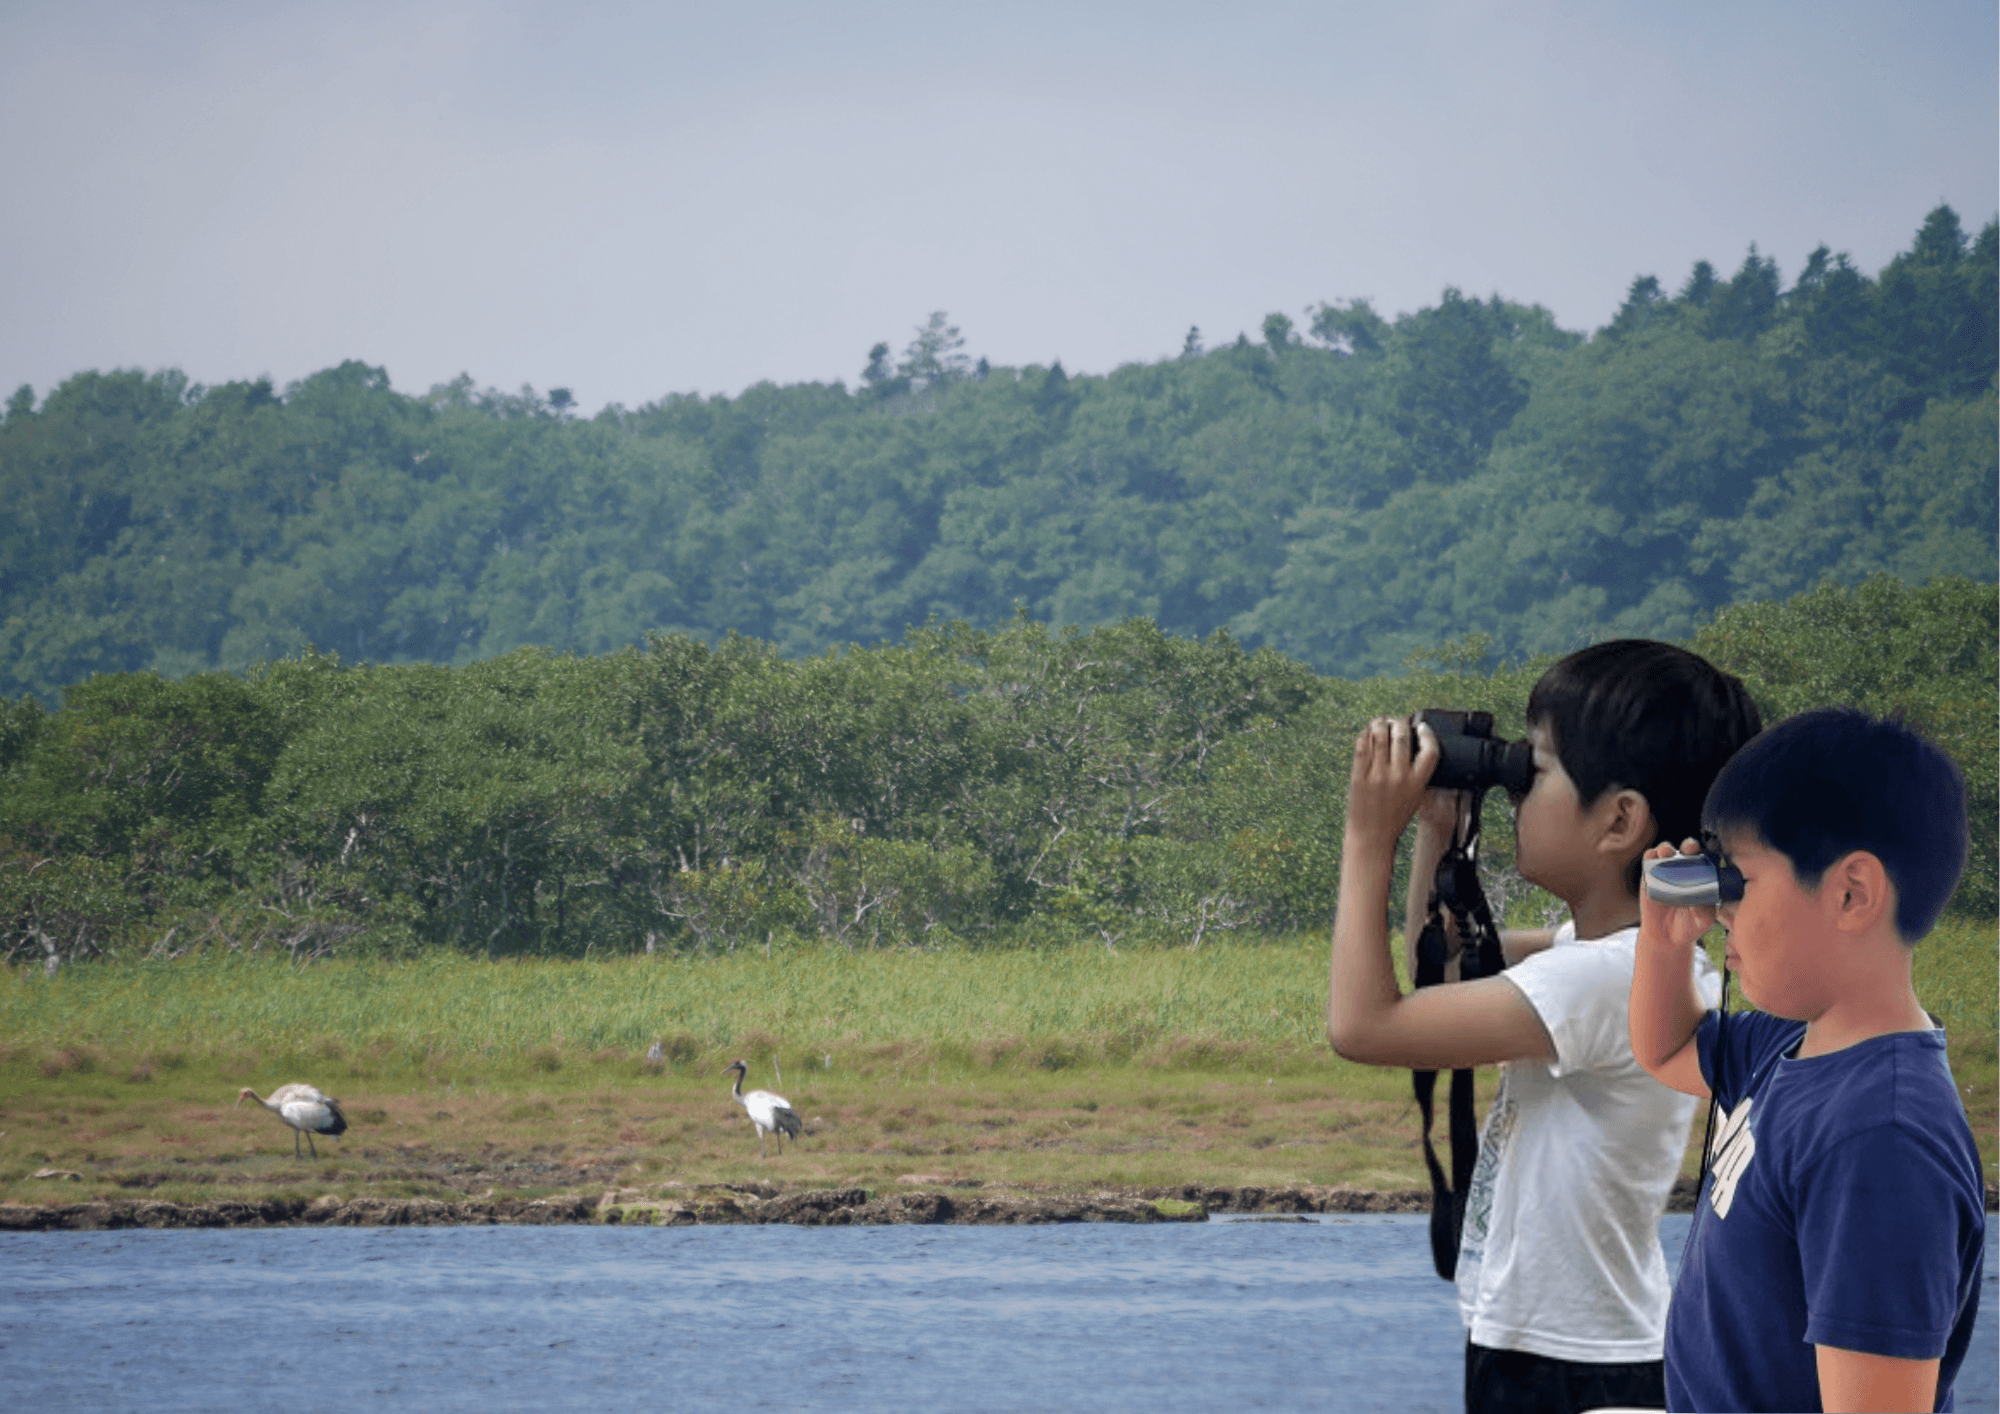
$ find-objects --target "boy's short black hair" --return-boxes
[1526,640,1764,883]
[1701,707,1968,941]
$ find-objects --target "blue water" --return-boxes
[1,1214,1993,1412]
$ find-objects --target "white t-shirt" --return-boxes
[1454,921,1720,1363]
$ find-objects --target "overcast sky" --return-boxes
[3,0,1994,414]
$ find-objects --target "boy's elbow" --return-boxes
[1326,1013,1382,1064]
[1628,1032,1673,1083]
[1330,1037,1374,1064]
[1324,1013,1347,1056]
[1630,1031,1709,1099]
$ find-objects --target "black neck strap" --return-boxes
[1410,789,1507,1281]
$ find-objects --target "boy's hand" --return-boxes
[1637,839,1716,952]
[1346,716,1439,852]
[1414,779,1467,843]
[1630,837,1718,1098]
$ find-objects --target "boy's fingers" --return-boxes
[1353,720,1389,779]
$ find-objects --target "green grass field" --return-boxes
[3,935,1343,1076]
[0,921,1991,1207]
[6,919,1990,1066]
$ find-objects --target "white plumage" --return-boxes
[723,1059,802,1158]
[237,1083,349,1159]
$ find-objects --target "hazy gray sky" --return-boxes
[3,0,1994,413]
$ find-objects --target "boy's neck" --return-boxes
[1565,880,1641,941]
[1798,983,1935,1057]
[1796,932,1934,1057]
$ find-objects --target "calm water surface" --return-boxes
[2,1214,1994,1412]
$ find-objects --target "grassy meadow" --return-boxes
[1,921,1992,1209]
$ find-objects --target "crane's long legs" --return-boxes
[306,1131,318,1160]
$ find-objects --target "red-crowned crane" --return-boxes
[237,1083,349,1159]
[722,1059,802,1158]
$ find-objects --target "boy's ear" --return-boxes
[1826,850,1893,934]
[1595,787,1654,856]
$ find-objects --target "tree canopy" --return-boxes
[0,207,1991,704]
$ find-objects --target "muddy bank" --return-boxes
[11,1176,1975,1233]
[0,1181,1431,1231]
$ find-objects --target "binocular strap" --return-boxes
[1693,963,1732,1212]
[1412,1054,1479,1281]
[1411,793,1507,1282]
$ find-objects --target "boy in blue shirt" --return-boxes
[1631,707,1985,1412]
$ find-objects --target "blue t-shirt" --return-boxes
[1664,1010,1985,1412]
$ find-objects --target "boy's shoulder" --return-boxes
[1510,925,1716,1004]
[1728,1018,1979,1170]
[1811,1027,1970,1130]
[1503,926,1630,1011]
[1510,926,1721,1078]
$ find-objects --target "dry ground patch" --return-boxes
[7,1036,1990,1210]
[0,1050,1479,1206]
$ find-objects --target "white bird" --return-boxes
[237,1083,349,1159]
[722,1059,802,1158]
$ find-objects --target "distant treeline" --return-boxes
[1,576,1991,966]
[0,207,1992,704]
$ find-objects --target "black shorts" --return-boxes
[1465,1338,1665,1414]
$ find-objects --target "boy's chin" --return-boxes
[1733,979,1803,1021]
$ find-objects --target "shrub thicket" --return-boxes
[0,576,1990,963]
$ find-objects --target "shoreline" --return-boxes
[8,1178,1993,1232]
[0,1178,1731,1232]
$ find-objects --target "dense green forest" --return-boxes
[0,207,1992,703]
[1,576,1991,966]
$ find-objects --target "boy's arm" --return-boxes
[1399,783,1554,972]
[1798,1121,1973,1414]
[1501,927,1558,965]
[1400,788,1459,983]
[1815,1347,1940,1413]
[1330,717,1552,1071]
[1629,841,1712,1098]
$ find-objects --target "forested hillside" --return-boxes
[1,207,1992,702]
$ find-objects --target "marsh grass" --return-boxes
[0,922,1990,1207]
[0,937,1356,1076]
